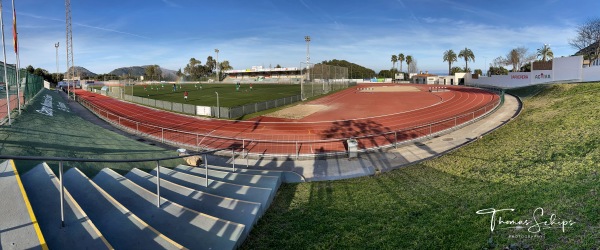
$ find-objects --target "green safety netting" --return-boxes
[0,63,44,104]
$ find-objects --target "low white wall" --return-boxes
[531,70,553,84]
[471,75,510,88]
[583,67,600,82]
[554,56,583,82]
[468,55,595,88]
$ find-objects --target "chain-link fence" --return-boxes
[23,71,44,102]
[301,81,356,100]
[309,64,348,81]
[1,63,44,123]
[301,64,352,99]
[92,80,357,119]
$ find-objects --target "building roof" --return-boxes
[573,40,599,57]
[412,74,438,78]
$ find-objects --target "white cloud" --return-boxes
[15,2,583,75]
[161,0,181,8]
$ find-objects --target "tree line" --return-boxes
[319,59,376,79]
[23,65,60,83]
[179,56,233,81]
[441,18,598,76]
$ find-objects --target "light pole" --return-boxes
[299,62,304,100]
[305,36,310,82]
[483,56,487,76]
[215,49,219,82]
[55,42,60,88]
[214,91,220,118]
[129,72,133,97]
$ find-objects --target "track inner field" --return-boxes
[75,84,499,156]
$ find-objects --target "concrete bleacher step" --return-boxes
[125,168,260,235]
[93,168,245,250]
[0,160,46,250]
[175,164,282,190]
[63,168,185,250]
[150,167,274,211]
[203,163,305,183]
[21,163,112,249]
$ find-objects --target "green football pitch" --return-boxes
[121,83,301,107]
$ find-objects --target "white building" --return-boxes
[409,71,470,85]
[438,73,469,85]
[411,73,439,84]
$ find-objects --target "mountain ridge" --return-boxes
[67,65,178,81]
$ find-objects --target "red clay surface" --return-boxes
[0,93,25,122]
[74,84,500,156]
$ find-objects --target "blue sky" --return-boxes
[11,0,599,74]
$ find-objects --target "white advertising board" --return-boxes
[196,106,212,116]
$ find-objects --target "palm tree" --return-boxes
[537,44,554,62]
[391,55,398,71]
[458,47,475,72]
[405,55,413,73]
[398,53,405,72]
[443,50,457,75]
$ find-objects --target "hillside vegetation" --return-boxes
[242,83,600,249]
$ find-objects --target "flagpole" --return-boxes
[12,0,20,115]
[0,2,11,125]
[15,41,19,114]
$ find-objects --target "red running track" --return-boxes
[74,84,499,157]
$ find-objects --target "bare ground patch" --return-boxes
[265,104,329,119]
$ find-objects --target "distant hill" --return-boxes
[110,66,146,77]
[66,66,97,78]
[64,65,178,81]
[109,66,178,81]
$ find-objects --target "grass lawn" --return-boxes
[122,83,301,107]
[0,89,182,177]
[241,83,600,249]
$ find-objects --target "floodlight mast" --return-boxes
[215,49,219,82]
[65,0,75,99]
[302,36,311,101]
[305,36,310,81]
[55,42,59,85]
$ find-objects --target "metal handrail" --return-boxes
[76,87,503,157]
[1,146,237,228]
[80,98,500,144]
[0,147,223,162]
